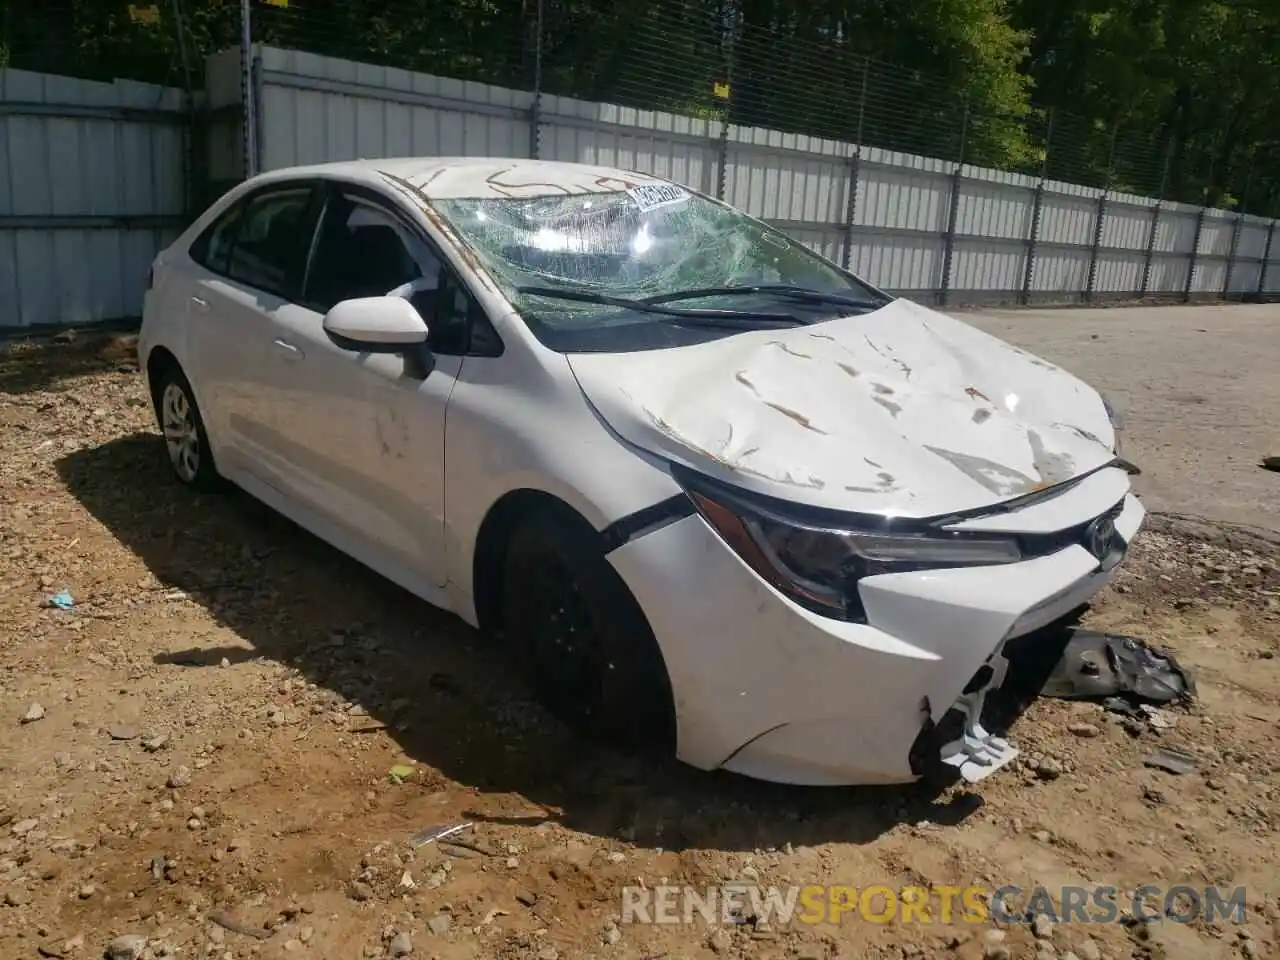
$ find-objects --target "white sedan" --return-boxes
[139,157,1143,786]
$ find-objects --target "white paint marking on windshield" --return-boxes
[626,183,690,213]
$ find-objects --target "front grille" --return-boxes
[1016,498,1126,561]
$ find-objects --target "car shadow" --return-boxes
[57,433,1018,854]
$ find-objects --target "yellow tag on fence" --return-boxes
[127,4,161,24]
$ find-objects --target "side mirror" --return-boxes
[322,296,429,354]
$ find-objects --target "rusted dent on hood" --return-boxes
[769,340,813,360]
[872,395,902,418]
[639,402,826,487]
[965,386,992,403]
[1027,430,1076,486]
[764,401,827,434]
[925,446,1040,497]
[1055,422,1104,447]
[1010,345,1057,371]
[848,470,899,494]
[972,408,992,425]
[863,335,913,379]
[641,407,675,435]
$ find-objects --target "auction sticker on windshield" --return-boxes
[628,183,690,213]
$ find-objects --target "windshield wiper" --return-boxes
[646,285,891,311]
[516,286,803,328]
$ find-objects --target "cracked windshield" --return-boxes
[431,185,884,329]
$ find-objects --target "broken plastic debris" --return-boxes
[1144,747,1197,776]
[46,590,74,610]
[1041,629,1195,704]
[1140,705,1177,729]
[388,764,414,783]
[1103,696,1141,717]
[408,822,472,847]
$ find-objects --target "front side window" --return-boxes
[306,194,496,355]
[306,198,441,313]
[226,188,318,299]
[428,185,889,352]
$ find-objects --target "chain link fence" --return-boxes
[5,0,1277,218]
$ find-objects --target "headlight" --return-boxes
[677,468,1022,622]
[1100,393,1124,454]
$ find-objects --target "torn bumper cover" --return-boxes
[606,482,1146,787]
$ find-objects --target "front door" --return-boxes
[266,187,461,589]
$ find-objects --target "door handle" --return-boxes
[190,295,209,311]
[272,338,304,360]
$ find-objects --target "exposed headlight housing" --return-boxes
[675,466,1023,623]
[1100,393,1125,455]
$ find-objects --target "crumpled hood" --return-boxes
[566,298,1118,517]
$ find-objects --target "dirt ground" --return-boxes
[1,314,1279,960]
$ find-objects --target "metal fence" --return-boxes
[225,45,1280,307]
[0,68,189,328]
[2,38,1278,330]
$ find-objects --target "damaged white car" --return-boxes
[139,157,1144,786]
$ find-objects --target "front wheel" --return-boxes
[501,509,676,754]
[153,364,222,492]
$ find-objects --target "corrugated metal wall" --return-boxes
[0,69,189,329]
[234,46,1280,305]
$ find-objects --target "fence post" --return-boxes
[1140,138,1173,298]
[938,95,970,307]
[1084,125,1118,303]
[1222,213,1244,301]
[239,0,257,179]
[1184,207,1206,302]
[841,60,869,271]
[1258,220,1276,299]
[1021,109,1053,305]
[1085,193,1107,303]
[528,0,543,160]
[252,53,265,175]
[1139,203,1162,298]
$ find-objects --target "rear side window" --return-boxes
[227,188,319,300]
[189,204,244,274]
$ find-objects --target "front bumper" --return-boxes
[606,479,1145,787]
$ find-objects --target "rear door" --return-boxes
[184,182,324,491]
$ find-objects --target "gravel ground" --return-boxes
[1,318,1279,960]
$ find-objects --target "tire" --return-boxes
[501,508,677,754]
[152,363,222,492]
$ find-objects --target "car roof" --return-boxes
[249,157,678,201]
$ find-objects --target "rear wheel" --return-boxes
[153,364,222,492]
[501,509,676,753]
